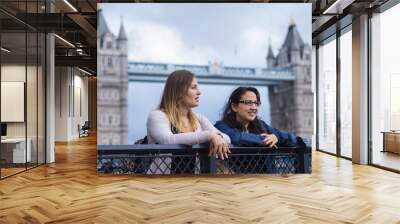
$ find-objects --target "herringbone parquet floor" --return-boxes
[1,134,400,223]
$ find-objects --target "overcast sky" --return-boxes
[101,3,311,68]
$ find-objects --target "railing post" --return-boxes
[209,157,217,174]
[199,152,210,174]
[199,151,217,174]
[295,149,305,174]
[305,151,312,173]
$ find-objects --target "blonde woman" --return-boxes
[147,70,230,173]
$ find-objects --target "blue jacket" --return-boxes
[214,120,298,147]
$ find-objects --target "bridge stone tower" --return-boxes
[267,20,313,141]
[97,9,128,145]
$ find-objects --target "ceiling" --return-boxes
[0,0,98,74]
[0,0,395,75]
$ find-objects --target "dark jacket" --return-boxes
[214,120,298,147]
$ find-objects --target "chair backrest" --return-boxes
[134,136,148,144]
[82,121,90,129]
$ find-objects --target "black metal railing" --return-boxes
[98,143,311,175]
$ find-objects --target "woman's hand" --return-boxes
[208,132,230,160]
[260,133,278,148]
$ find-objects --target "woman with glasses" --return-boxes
[214,87,298,174]
[215,86,297,147]
[147,70,230,173]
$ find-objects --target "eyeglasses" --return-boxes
[239,100,261,106]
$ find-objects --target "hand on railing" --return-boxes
[260,133,278,148]
[208,132,230,160]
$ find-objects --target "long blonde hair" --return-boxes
[159,70,198,132]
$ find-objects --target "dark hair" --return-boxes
[222,87,266,134]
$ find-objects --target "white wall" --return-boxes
[74,73,89,135]
[55,66,69,141]
[1,63,46,164]
[55,67,89,141]
[1,65,39,138]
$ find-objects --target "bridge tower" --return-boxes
[97,10,128,145]
[267,19,313,141]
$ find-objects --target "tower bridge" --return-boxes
[128,61,295,86]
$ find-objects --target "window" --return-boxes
[113,134,120,144]
[109,115,113,125]
[340,29,352,158]
[115,115,120,126]
[317,36,337,154]
[106,41,112,49]
[0,1,46,179]
[371,4,400,171]
[104,114,108,125]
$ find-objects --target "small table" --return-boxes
[381,131,400,154]
[1,138,31,163]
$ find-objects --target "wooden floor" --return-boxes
[0,167,26,178]
[1,135,400,223]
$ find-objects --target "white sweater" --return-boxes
[146,110,230,145]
